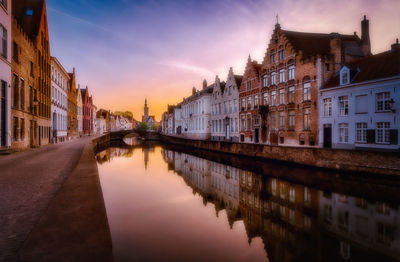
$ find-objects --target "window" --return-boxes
[246,80,252,90]
[271,91,276,106]
[263,74,268,87]
[263,93,268,105]
[303,109,311,130]
[288,65,295,80]
[20,79,24,110]
[0,25,6,58]
[279,69,285,83]
[339,123,349,143]
[289,187,295,202]
[0,0,7,10]
[241,115,245,131]
[13,74,18,108]
[303,82,311,101]
[279,112,285,130]
[341,69,349,85]
[278,49,284,60]
[241,98,245,110]
[288,111,295,130]
[355,123,367,143]
[20,119,24,140]
[271,72,276,85]
[270,53,275,63]
[376,92,391,112]
[254,95,259,107]
[339,96,348,116]
[279,89,285,104]
[254,116,259,126]
[246,115,251,131]
[247,96,251,109]
[233,99,237,112]
[323,98,332,116]
[13,117,18,141]
[13,41,18,62]
[288,86,295,103]
[355,95,368,114]
[376,122,390,144]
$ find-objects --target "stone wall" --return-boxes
[161,135,400,176]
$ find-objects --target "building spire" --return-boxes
[145,98,147,106]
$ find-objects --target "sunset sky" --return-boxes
[47,0,400,121]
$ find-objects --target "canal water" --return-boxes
[96,141,400,262]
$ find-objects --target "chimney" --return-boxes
[202,79,207,90]
[391,38,400,52]
[192,86,196,95]
[361,15,371,56]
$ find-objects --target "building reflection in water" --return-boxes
[161,148,400,262]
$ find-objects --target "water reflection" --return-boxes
[97,144,400,262]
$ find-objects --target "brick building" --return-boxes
[81,86,93,135]
[259,18,369,146]
[239,56,261,143]
[0,0,11,149]
[13,0,52,146]
[67,68,77,139]
[11,1,42,149]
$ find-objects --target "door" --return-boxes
[254,128,259,143]
[323,124,332,148]
[30,120,33,147]
[1,81,6,147]
[53,112,57,143]
[226,123,230,140]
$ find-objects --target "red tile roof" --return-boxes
[324,49,400,88]
[283,30,360,59]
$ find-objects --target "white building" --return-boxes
[211,68,242,142]
[319,44,400,150]
[174,104,182,135]
[181,80,213,140]
[76,85,83,136]
[51,57,69,143]
[0,0,11,148]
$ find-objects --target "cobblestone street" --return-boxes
[0,138,88,261]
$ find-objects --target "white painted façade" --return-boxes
[51,56,69,143]
[319,44,400,150]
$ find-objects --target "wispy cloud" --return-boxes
[157,61,216,78]
[47,6,113,33]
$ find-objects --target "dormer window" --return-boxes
[340,67,350,85]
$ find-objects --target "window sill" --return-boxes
[375,111,392,114]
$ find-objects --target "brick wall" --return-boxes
[161,135,400,176]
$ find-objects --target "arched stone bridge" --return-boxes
[108,129,160,142]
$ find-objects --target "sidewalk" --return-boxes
[0,137,112,261]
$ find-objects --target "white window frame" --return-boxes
[288,65,295,80]
[376,122,390,144]
[303,82,311,101]
[323,98,332,117]
[339,96,349,116]
[356,122,367,143]
[338,123,349,143]
[340,67,350,85]
[376,92,391,112]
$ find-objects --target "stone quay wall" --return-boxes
[161,134,400,176]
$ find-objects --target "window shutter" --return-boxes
[390,129,398,145]
[366,129,375,144]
